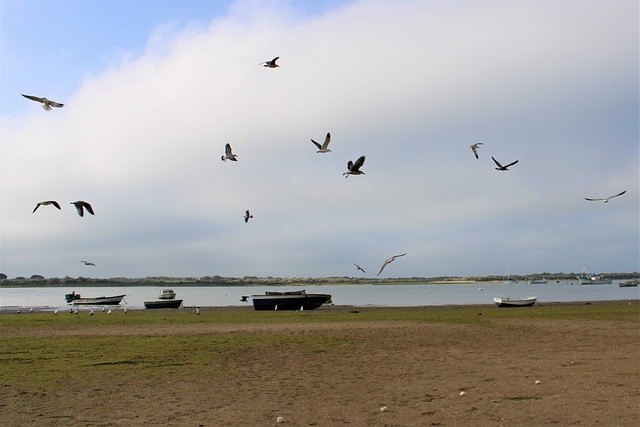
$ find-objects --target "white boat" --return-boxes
[503,260,518,284]
[65,292,125,305]
[493,296,537,307]
[526,278,549,285]
[158,289,176,299]
[619,279,639,287]
[577,273,612,285]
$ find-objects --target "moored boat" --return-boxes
[493,296,537,307]
[158,289,176,299]
[247,290,332,311]
[577,273,612,285]
[144,299,183,309]
[65,292,125,305]
[618,279,639,287]
[526,278,549,285]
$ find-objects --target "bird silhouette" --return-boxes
[353,263,366,274]
[343,155,366,177]
[221,143,238,161]
[33,201,61,213]
[311,132,332,153]
[470,143,484,159]
[80,261,96,266]
[70,201,94,217]
[244,210,253,223]
[492,157,518,171]
[377,253,407,276]
[21,94,64,111]
[585,190,626,203]
[260,57,280,68]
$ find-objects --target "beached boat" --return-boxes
[158,289,176,299]
[577,273,612,285]
[618,279,639,287]
[144,299,183,309]
[65,292,125,305]
[493,296,537,307]
[247,290,332,311]
[526,278,549,285]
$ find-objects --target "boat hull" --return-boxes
[578,278,612,285]
[494,297,537,307]
[251,291,332,311]
[619,279,639,287]
[144,299,183,309]
[65,294,125,305]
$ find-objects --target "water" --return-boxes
[0,282,638,311]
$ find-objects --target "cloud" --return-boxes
[1,0,638,278]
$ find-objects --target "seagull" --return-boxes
[80,261,96,266]
[260,57,280,68]
[353,263,366,274]
[244,210,253,223]
[70,201,94,217]
[585,190,626,203]
[33,200,61,213]
[343,155,366,177]
[377,253,407,276]
[221,143,238,162]
[311,132,332,153]
[470,142,484,159]
[21,94,64,111]
[492,156,519,171]
[107,309,112,315]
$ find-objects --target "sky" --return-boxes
[0,0,638,280]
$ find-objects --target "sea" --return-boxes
[0,281,638,311]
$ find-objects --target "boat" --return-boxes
[494,296,537,307]
[577,273,612,285]
[503,260,518,284]
[619,279,639,287]
[65,292,125,305]
[526,278,549,285]
[158,289,176,299]
[144,299,183,309]
[246,290,332,311]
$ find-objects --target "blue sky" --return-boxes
[1,0,638,279]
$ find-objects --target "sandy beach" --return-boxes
[1,301,638,426]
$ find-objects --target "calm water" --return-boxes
[0,282,638,310]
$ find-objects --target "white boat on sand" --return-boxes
[494,296,537,307]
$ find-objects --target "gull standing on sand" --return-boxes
[311,132,332,153]
[71,201,94,217]
[470,143,484,159]
[585,190,626,203]
[377,253,407,276]
[221,143,238,162]
[343,155,366,177]
[33,201,61,213]
[260,57,280,68]
[492,156,519,171]
[244,210,253,223]
[353,263,366,274]
[21,94,64,111]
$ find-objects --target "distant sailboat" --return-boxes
[504,260,517,284]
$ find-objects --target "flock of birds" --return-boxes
[22,55,628,278]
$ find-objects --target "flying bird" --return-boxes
[221,143,238,162]
[260,57,280,68]
[470,142,484,159]
[80,261,96,266]
[244,210,253,223]
[21,94,64,111]
[70,201,94,217]
[377,253,407,276]
[492,156,519,171]
[311,132,332,153]
[343,155,366,177]
[585,190,626,203]
[33,200,61,213]
[353,263,366,274]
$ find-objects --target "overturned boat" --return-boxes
[245,290,332,311]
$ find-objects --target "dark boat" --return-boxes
[144,299,183,309]
[65,292,125,305]
[248,290,332,311]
